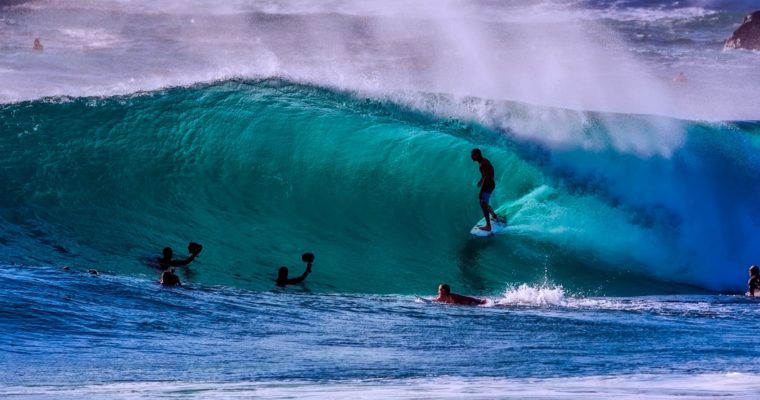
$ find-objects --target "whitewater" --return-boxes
[2,0,760,398]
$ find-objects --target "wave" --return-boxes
[0,79,758,294]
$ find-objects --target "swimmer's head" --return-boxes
[438,283,451,296]
[278,266,288,279]
[162,247,173,259]
[750,265,759,276]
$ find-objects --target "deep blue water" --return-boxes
[2,265,760,398]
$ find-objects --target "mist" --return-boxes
[2,0,759,153]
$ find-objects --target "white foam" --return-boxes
[3,373,758,399]
[494,283,566,306]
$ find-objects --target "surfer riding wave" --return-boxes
[471,148,504,232]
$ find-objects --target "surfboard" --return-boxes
[415,296,434,304]
[470,217,507,237]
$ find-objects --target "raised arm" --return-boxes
[286,262,311,284]
[170,253,197,266]
[171,242,203,266]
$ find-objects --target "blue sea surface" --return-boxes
[2,266,760,398]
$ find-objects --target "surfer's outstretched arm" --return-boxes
[286,262,312,284]
[276,254,314,287]
[170,253,197,267]
[159,242,202,268]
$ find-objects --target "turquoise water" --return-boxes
[4,1,760,397]
[1,80,758,294]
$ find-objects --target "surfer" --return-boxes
[435,283,486,305]
[471,148,503,232]
[156,242,202,270]
[33,38,43,51]
[276,253,314,287]
[160,268,181,286]
[748,265,760,297]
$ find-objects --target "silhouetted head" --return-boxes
[278,266,289,280]
[750,265,759,277]
[438,283,451,296]
[162,247,173,260]
[471,148,482,162]
[160,269,181,286]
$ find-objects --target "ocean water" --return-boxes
[2,0,760,398]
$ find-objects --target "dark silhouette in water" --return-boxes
[456,238,490,292]
[277,253,314,287]
[160,269,181,286]
[156,242,202,270]
[33,38,43,51]
[748,265,760,297]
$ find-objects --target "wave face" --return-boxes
[1,80,758,293]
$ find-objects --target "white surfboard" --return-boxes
[470,217,507,237]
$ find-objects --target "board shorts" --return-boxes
[479,182,495,205]
[479,190,492,205]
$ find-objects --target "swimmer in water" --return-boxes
[156,242,202,270]
[748,265,760,297]
[435,283,486,305]
[160,268,181,286]
[276,253,314,287]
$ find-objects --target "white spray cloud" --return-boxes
[2,0,757,155]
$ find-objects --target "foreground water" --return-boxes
[2,266,760,398]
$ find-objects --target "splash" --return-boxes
[494,284,567,306]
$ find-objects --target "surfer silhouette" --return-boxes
[156,242,202,270]
[276,253,314,287]
[160,269,181,286]
[435,284,486,305]
[748,265,760,297]
[471,148,503,231]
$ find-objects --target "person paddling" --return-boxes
[435,283,486,305]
